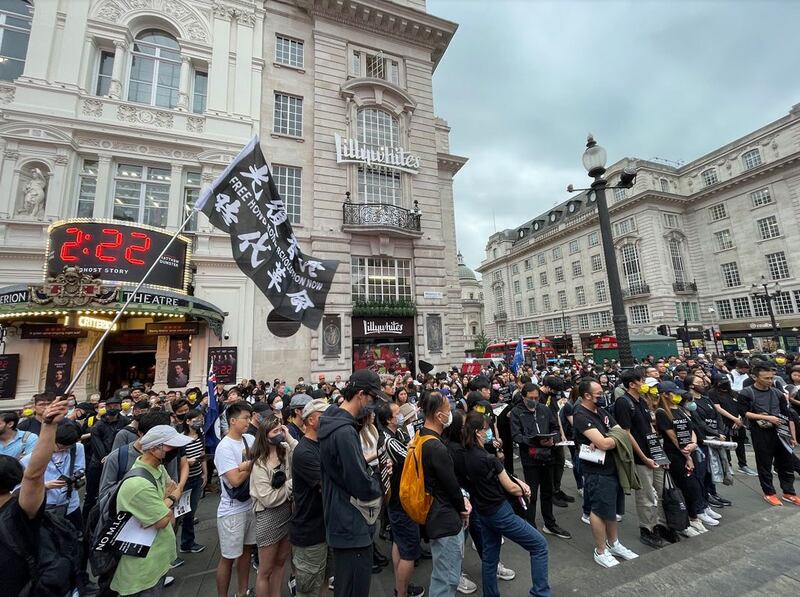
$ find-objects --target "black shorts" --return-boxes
[584,472,624,521]
[388,504,421,561]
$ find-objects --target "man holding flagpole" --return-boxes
[512,337,525,375]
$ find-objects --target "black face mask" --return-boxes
[106,408,121,418]
[164,447,180,464]
[176,413,187,421]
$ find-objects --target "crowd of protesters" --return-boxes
[1,348,799,596]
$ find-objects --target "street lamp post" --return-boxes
[707,306,720,356]
[568,135,637,368]
[750,275,782,350]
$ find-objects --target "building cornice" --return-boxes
[437,152,467,175]
[295,0,458,70]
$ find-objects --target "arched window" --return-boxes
[357,108,401,204]
[128,29,181,108]
[0,0,33,81]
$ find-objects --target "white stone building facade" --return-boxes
[478,103,800,356]
[0,0,466,405]
[457,251,483,351]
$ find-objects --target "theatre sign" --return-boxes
[334,134,420,174]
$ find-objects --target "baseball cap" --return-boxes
[252,402,273,415]
[657,380,688,397]
[349,369,388,401]
[140,425,193,450]
[776,349,786,355]
[106,395,122,405]
[76,402,95,414]
[644,377,659,388]
[399,403,417,420]
[302,399,330,419]
[290,393,312,410]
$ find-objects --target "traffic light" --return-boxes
[703,329,712,341]
[714,330,722,341]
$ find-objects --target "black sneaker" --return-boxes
[556,491,575,503]
[639,527,664,549]
[170,557,185,569]
[712,494,732,506]
[654,524,679,544]
[552,497,568,508]
[543,524,572,539]
[407,585,426,597]
[179,542,206,553]
[706,494,725,508]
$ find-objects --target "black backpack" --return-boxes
[0,496,83,597]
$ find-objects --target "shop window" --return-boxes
[128,30,181,108]
[112,163,170,227]
[351,257,412,303]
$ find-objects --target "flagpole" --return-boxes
[61,209,198,398]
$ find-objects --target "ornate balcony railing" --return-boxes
[623,283,651,298]
[494,311,508,321]
[342,201,422,237]
[673,280,698,293]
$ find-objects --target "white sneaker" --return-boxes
[593,548,620,568]
[689,519,708,533]
[697,512,719,527]
[615,514,623,522]
[577,488,584,497]
[565,459,574,469]
[606,540,639,561]
[497,561,516,581]
[581,513,591,525]
[704,507,722,520]
[457,573,477,594]
[680,526,701,537]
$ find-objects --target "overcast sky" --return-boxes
[427,0,800,274]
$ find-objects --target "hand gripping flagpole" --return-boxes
[61,208,199,398]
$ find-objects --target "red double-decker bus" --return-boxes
[483,336,556,367]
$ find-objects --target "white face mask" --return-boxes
[273,400,284,411]
[439,410,453,429]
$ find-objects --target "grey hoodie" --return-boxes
[318,405,382,549]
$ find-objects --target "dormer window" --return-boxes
[567,201,579,213]
[351,46,401,86]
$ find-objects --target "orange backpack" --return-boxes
[399,434,437,524]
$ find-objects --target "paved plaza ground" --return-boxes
[166,448,800,596]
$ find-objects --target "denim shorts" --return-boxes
[584,472,624,521]
[388,504,421,561]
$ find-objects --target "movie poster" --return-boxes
[45,339,75,395]
[167,336,190,388]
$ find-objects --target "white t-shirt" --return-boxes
[214,433,255,517]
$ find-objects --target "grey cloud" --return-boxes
[428,0,800,272]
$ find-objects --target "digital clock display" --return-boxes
[46,221,189,292]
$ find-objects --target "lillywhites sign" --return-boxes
[364,320,405,336]
[334,133,420,174]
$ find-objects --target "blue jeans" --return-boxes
[180,474,203,549]
[478,501,551,597]
[429,530,464,597]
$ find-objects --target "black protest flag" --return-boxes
[195,136,338,329]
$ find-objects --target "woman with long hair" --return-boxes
[250,416,297,596]
[654,384,708,537]
[463,411,550,597]
[178,408,207,554]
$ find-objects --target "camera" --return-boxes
[59,470,86,489]
[223,331,230,340]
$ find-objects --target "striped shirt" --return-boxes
[184,434,205,478]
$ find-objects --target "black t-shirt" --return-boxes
[289,437,325,547]
[17,417,42,436]
[656,407,692,460]
[447,441,472,495]
[613,393,653,464]
[0,497,44,595]
[740,385,789,418]
[464,445,507,515]
[573,404,617,475]
[709,389,744,423]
